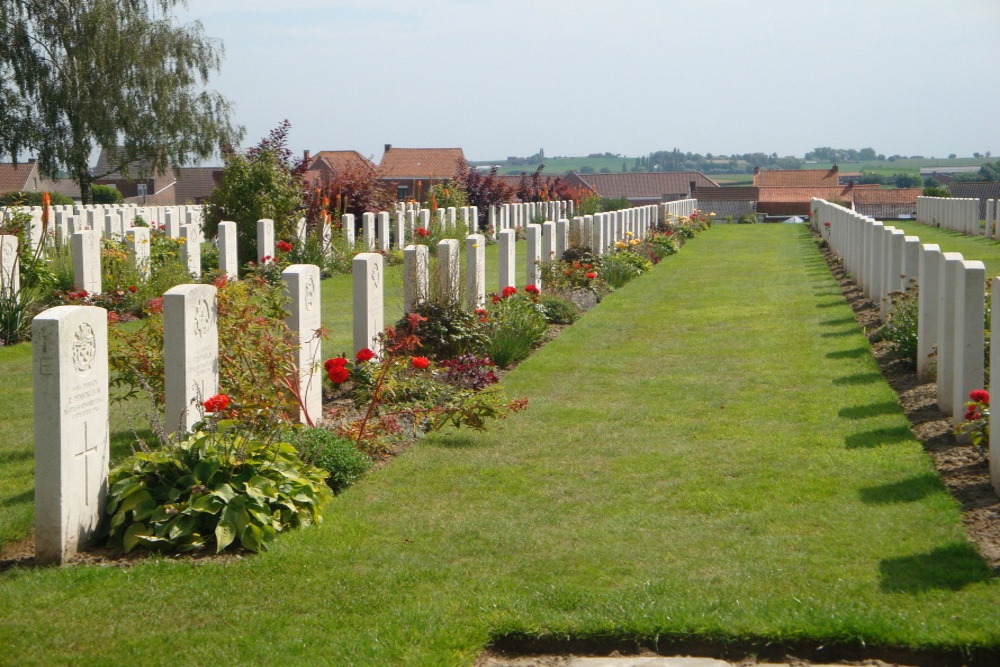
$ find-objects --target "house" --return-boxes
[947,182,1000,218]
[0,160,83,200]
[691,186,758,219]
[852,188,922,220]
[756,184,878,216]
[303,150,375,188]
[92,147,221,204]
[563,171,719,206]
[378,145,465,201]
[753,165,844,187]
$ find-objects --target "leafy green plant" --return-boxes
[289,427,371,494]
[538,294,579,324]
[105,422,332,553]
[600,250,652,289]
[399,300,489,360]
[90,184,123,204]
[876,282,919,366]
[484,290,549,367]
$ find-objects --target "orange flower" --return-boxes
[41,191,51,225]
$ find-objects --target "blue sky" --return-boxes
[174,0,1000,163]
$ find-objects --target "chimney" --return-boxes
[689,181,697,195]
[384,144,392,154]
[303,150,311,164]
[753,166,760,175]
[832,164,839,173]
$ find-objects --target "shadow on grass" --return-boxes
[820,329,860,338]
[429,435,482,449]
[844,426,914,449]
[859,472,947,505]
[0,448,33,463]
[880,541,993,592]
[815,300,847,309]
[832,372,882,386]
[838,401,900,419]
[826,347,869,359]
[819,316,857,326]
[0,488,32,507]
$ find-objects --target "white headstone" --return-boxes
[403,244,429,313]
[936,253,965,414]
[181,224,201,279]
[555,219,569,259]
[342,214,356,246]
[352,253,384,355]
[498,229,516,290]
[217,221,239,280]
[525,223,542,289]
[0,234,19,299]
[125,226,151,281]
[32,305,109,564]
[377,211,391,252]
[466,234,486,311]
[283,264,322,425]
[916,244,941,382]
[362,212,376,251]
[991,279,1000,494]
[72,230,102,295]
[164,284,219,435]
[436,239,460,304]
[257,219,274,264]
[951,260,985,423]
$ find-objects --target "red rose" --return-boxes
[127,285,137,293]
[276,241,293,252]
[324,357,348,372]
[501,286,517,298]
[970,389,990,406]
[524,284,540,295]
[107,311,120,324]
[585,272,598,279]
[411,356,430,369]
[203,394,230,412]
[415,227,430,237]
[356,348,375,363]
[491,294,501,304]
[327,366,350,384]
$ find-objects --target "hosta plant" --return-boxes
[105,421,332,554]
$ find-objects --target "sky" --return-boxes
[172,0,1000,164]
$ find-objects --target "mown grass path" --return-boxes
[0,225,998,664]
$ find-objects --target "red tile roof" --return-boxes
[692,185,758,201]
[174,168,223,204]
[379,147,464,179]
[754,168,842,187]
[310,150,374,173]
[851,188,922,205]
[571,172,718,200]
[0,162,39,194]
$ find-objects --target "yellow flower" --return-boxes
[629,239,640,246]
[625,231,634,237]
[709,212,717,217]
[615,241,627,249]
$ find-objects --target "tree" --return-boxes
[979,161,1000,182]
[948,153,958,159]
[453,158,513,232]
[892,173,923,188]
[204,122,304,263]
[0,0,241,203]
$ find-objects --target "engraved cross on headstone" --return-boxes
[75,421,97,506]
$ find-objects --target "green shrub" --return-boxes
[485,293,548,367]
[0,190,74,206]
[538,294,579,324]
[290,428,371,494]
[877,283,919,366]
[400,300,489,360]
[600,251,652,289]
[91,184,123,204]
[105,426,332,554]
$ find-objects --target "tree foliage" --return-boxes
[0,0,241,203]
[204,121,304,262]
[453,158,513,232]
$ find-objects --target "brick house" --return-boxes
[947,182,1000,218]
[92,148,222,204]
[562,171,719,206]
[852,188,922,220]
[303,150,376,188]
[378,145,464,201]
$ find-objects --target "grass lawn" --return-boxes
[0,225,998,663]
[874,220,1000,277]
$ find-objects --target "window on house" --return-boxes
[137,183,148,196]
[396,185,409,200]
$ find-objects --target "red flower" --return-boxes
[491,294,501,304]
[276,241,293,253]
[324,357,348,372]
[411,356,430,369]
[127,285,137,293]
[356,348,375,363]
[327,366,350,384]
[524,284,540,295]
[585,271,598,279]
[145,297,163,314]
[965,407,982,421]
[970,389,990,406]
[475,308,487,316]
[415,227,430,237]
[203,394,230,412]
[501,286,517,298]
[106,311,120,324]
